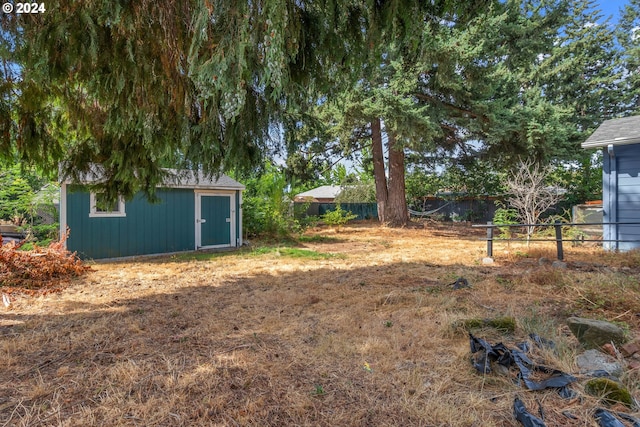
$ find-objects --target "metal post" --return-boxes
[487,221,493,257]
[554,220,563,261]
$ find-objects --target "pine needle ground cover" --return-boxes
[1,223,639,426]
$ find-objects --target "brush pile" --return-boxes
[0,233,90,292]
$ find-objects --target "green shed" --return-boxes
[60,169,244,259]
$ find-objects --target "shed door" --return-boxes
[196,193,233,248]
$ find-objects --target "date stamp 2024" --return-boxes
[3,3,46,14]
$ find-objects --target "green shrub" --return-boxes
[493,207,518,238]
[540,212,588,243]
[321,205,357,227]
[30,223,59,241]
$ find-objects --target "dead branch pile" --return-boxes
[0,234,90,292]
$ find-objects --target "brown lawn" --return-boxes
[1,222,640,426]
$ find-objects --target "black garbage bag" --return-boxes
[470,334,577,394]
[528,333,556,350]
[469,334,505,374]
[595,408,626,427]
[510,348,576,391]
[514,397,546,427]
[557,384,578,399]
[618,412,640,427]
[451,277,470,289]
[469,334,515,374]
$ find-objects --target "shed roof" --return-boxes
[295,185,342,200]
[61,166,244,191]
[163,169,245,190]
[582,116,640,149]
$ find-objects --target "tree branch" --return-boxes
[413,92,483,120]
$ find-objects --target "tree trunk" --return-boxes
[371,118,388,224]
[386,131,409,227]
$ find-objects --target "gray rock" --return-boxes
[482,257,494,265]
[552,261,567,269]
[494,364,511,376]
[567,317,628,349]
[576,349,624,377]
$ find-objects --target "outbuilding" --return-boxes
[294,185,342,203]
[582,116,640,251]
[60,169,244,259]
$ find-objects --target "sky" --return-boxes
[597,0,629,25]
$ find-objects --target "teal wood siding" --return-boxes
[66,186,195,259]
[603,144,640,251]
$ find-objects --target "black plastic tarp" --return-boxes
[514,397,546,427]
[469,333,577,395]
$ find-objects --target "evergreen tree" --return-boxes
[619,0,640,114]
[477,0,623,205]
[293,0,574,226]
[0,0,456,203]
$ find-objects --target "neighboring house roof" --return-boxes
[295,185,342,200]
[582,116,640,149]
[60,166,244,191]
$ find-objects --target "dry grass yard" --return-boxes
[2,222,640,426]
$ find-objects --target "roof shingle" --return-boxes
[582,116,640,148]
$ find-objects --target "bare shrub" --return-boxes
[506,159,563,241]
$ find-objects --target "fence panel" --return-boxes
[316,203,378,220]
[410,198,499,222]
[473,221,640,260]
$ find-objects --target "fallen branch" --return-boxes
[0,230,90,293]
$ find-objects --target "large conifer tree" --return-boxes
[1,0,458,201]
[619,0,640,114]
[290,0,624,226]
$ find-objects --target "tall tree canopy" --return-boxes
[1,0,482,202]
[288,0,626,225]
[1,0,630,227]
[619,0,640,114]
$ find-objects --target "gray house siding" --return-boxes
[603,144,640,251]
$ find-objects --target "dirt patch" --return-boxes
[1,223,639,425]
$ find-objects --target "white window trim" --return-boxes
[89,192,126,218]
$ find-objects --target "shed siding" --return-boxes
[66,186,195,259]
[235,190,241,244]
[603,144,640,251]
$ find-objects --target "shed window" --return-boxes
[89,193,126,217]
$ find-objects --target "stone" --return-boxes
[602,343,617,357]
[576,349,624,377]
[494,364,510,376]
[584,377,633,407]
[482,257,494,265]
[552,261,567,269]
[566,317,627,349]
[627,359,640,370]
[620,340,640,358]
